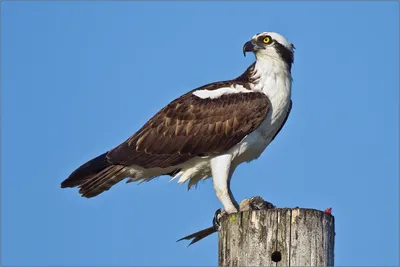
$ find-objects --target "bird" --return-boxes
[61,32,295,215]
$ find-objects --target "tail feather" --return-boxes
[61,152,110,188]
[78,165,125,198]
[61,152,126,198]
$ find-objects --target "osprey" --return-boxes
[61,32,294,214]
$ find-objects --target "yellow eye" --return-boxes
[263,36,271,44]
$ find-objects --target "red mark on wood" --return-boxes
[325,207,332,215]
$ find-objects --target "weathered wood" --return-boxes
[218,208,335,266]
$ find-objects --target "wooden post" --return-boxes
[218,208,335,266]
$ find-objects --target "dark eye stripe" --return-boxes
[273,42,294,71]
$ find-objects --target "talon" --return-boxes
[212,208,227,230]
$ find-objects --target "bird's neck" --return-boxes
[239,58,292,125]
[249,58,292,101]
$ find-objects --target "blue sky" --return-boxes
[1,1,398,266]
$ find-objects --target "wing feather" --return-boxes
[107,89,270,168]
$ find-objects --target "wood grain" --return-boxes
[218,208,335,266]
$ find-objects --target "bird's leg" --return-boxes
[211,154,239,214]
[227,166,239,208]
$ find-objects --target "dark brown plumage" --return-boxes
[61,63,272,197]
[107,91,270,168]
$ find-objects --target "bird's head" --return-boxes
[243,32,294,69]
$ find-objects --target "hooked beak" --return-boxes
[243,41,255,57]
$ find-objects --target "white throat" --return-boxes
[250,57,292,122]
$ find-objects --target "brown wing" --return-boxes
[106,90,270,169]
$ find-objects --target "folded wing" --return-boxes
[107,89,271,168]
[61,84,271,197]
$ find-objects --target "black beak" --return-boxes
[243,41,255,57]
